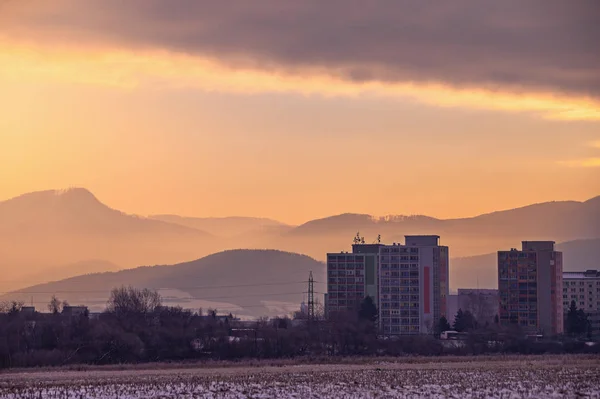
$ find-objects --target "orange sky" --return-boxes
[1,16,599,224]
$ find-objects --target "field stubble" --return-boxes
[0,355,598,398]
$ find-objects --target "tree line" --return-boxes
[0,289,597,369]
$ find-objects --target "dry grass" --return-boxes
[1,356,599,398]
[1,353,598,375]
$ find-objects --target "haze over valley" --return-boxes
[1,187,598,316]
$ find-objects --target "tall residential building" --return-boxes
[563,270,600,334]
[498,241,563,335]
[325,244,381,314]
[378,236,449,335]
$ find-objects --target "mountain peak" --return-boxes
[55,187,95,196]
[53,187,101,204]
[2,187,99,204]
[584,195,600,205]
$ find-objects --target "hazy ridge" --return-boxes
[1,188,598,299]
[3,250,325,318]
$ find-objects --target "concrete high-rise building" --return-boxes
[563,270,600,334]
[378,236,449,335]
[325,244,381,314]
[498,241,563,335]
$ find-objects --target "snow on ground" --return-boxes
[260,300,298,315]
[1,357,598,398]
[157,288,243,314]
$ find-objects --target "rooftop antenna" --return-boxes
[308,271,315,322]
[373,234,381,244]
[353,232,361,245]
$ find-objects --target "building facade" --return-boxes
[378,236,449,335]
[563,270,600,335]
[498,241,563,335]
[563,270,600,312]
[447,293,458,324]
[325,244,381,314]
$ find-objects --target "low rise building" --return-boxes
[457,288,499,325]
[563,270,600,335]
[563,270,600,312]
[62,306,89,317]
[20,306,36,315]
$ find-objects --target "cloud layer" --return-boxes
[2,0,599,101]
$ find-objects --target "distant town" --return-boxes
[2,232,598,370]
[325,234,598,338]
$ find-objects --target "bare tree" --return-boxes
[0,300,24,314]
[106,286,162,317]
[314,300,325,321]
[48,295,63,314]
[460,292,497,326]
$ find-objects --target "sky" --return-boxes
[1,1,599,224]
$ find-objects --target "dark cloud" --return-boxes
[2,0,600,97]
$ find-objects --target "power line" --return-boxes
[8,303,306,312]
[5,291,327,306]
[161,291,318,301]
[0,280,325,295]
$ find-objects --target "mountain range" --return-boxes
[1,188,598,299]
[149,215,291,238]
[0,188,216,291]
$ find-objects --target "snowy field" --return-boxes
[0,357,599,398]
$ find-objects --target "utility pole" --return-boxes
[308,271,315,322]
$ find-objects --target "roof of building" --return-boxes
[457,288,498,295]
[563,270,600,279]
[404,235,441,238]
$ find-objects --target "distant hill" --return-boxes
[2,250,325,318]
[451,238,600,290]
[150,215,292,238]
[280,197,600,258]
[0,188,216,286]
[288,214,439,236]
[0,260,122,292]
[1,187,598,292]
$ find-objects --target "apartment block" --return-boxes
[325,244,381,314]
[498,241,563,335]
[563,270,600,335]
[563,270,600,312]
[378,236,449,335]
